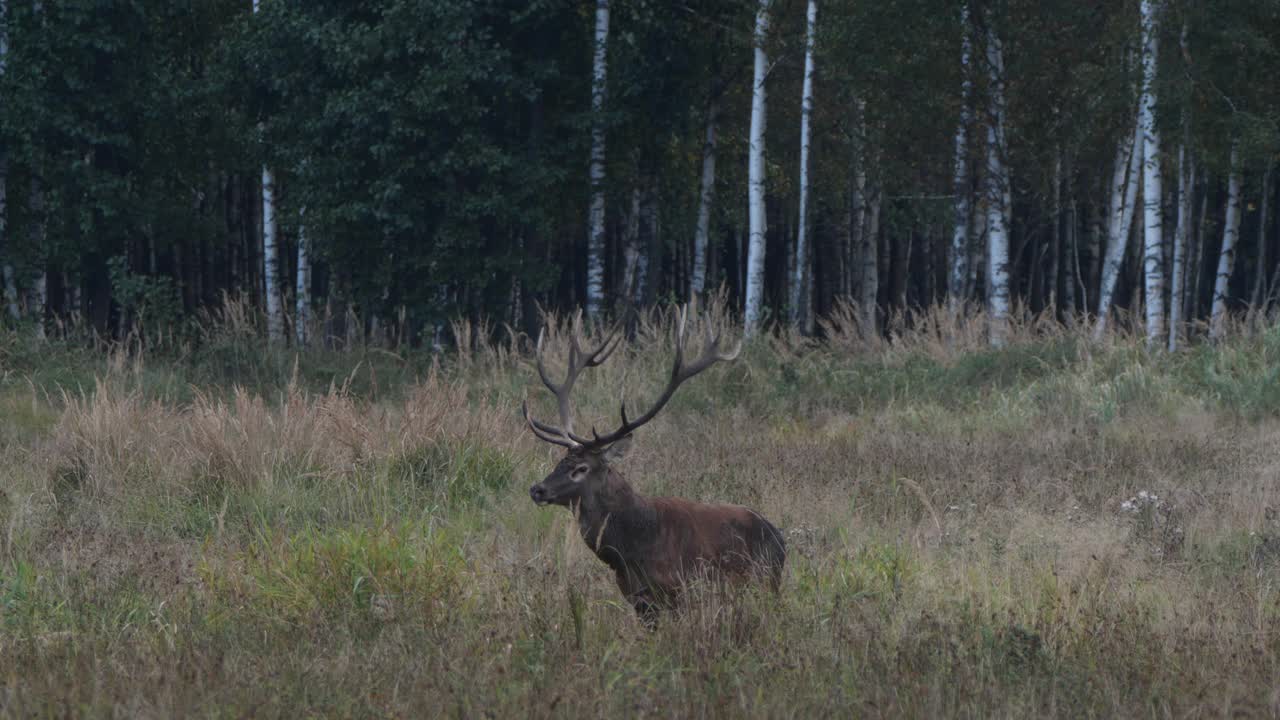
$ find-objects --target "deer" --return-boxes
[523,306,785,625]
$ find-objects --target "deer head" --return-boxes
[524,306,741,506]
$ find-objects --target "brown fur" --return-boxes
[531,444,785,624]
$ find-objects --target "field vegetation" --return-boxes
[1,303,1279,717]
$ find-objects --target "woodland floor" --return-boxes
[1,308,1278,718]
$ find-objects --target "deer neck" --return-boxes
[574,469,656,567]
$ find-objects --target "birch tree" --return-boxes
[1094,115,1142,339]
[744,0,770,336]
[253,0,283,343]
[261,168,283,341]
[948,1,974,315]
[1250,167,1271,307]
[690,92,718,300]
[1210,145,1243,341]
[983,16,1012,347]
[789,0,817,330]
[1168,141,1193,350]
[584,0,610,321]
[296,209,310,346]
[1138,0,1164,347]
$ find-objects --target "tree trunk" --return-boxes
[1189,169,1208,323]
[27,185,45,338]
[1049,149,1062,312]
[296,209,311,346]
[262,168,283,342]
[849,99,867,300]
[690,93,718,300]
[585,0,610,321]
[984,16,1011,347]
[790,0,818,331]
[1210,145,1243,341]
[253,1,283,343]
[1169,143,1192,350]
[1064,168,1080,314]
[1250,167,1272,308]
[1094,115,1142,339]
[744,0,770,336]
[860,186,881,333]
[1139,0,1164,347]
[949,1,974,315]
[2,264,17,322]
[622,186,642,305]
[640,181,660,306]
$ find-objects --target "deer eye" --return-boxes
[571,464,590,479]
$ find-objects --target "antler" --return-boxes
[522,310,622,448]
[585,305,740,447]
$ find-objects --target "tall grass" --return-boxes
[1,299,1279,717]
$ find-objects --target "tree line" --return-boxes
[0,0,1277,348]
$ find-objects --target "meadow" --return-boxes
[1,304,1278,718]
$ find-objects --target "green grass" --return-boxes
[1,317,1279,717]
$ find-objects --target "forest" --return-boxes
[3,2,1280,717]
[1,0,1277,346]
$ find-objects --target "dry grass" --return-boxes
[1,302,1280,717]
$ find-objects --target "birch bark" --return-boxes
[296,209,311,346]
[585,0,610,321]
[254,0,283,343]
[744,0,770,336]
[1168,142,1191,350]
[949,1,974,315]
[1094,116,1142,339]
[690,94,718,300]
[789,0,817,329]
[261,168,283,342]
[1139,0,1164,347]
[984,18,1012,347]
[1210,145,1243,341]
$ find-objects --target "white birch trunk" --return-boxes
[1168,143,1191,350]
[261,168,283,342]
[789,0,817,329]
[254,0,283,343]
[296,209,311,346]
[744,0,770,336]
[690,95,718,299]
[585,0,610,321]
[1210,145,1243,341]
[984,18,1011,347]
[1139,0,1164,347]
[1094,116,1142,339]
[948,1,974,314]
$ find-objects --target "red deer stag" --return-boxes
[523,307,785,624]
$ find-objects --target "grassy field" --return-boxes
[1,306,1279,718]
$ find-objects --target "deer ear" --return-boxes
[603,435,633,462]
